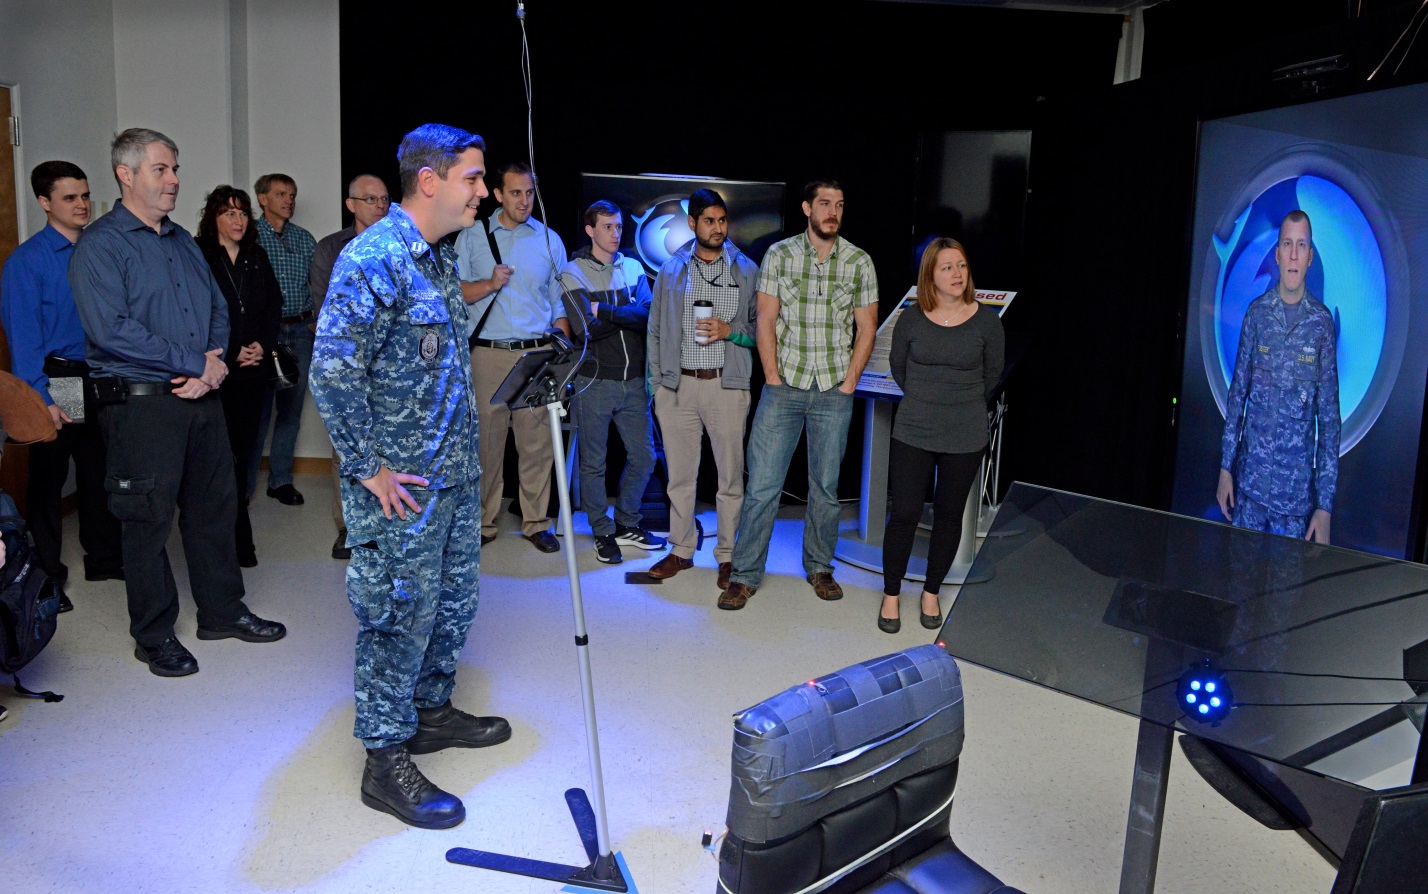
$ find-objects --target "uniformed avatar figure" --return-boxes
[1218,209,1340,543]
[310,123,510,830]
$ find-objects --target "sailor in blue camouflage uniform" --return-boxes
[310,124,509,830]
[1218,210,1340,544]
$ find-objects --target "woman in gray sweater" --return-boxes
[880,238,1004,633]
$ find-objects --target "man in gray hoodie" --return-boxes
[645,189,759,588]
[558,200,665,564]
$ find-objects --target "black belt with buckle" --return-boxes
[681,368,722,380]
[125,380,171,397]
[473,337,548,351]
[281,310,314,325]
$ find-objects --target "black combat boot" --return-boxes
[360,744,465,829]
[404,700,512,754]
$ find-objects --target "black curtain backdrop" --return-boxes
[1003,1,1428,523]
[338,0,1122,504]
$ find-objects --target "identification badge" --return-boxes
[419,330,440,363]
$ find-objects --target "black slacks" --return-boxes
[26,415,122,579]
[220,375,266,559]
[99,390,247,646]
[882,439,982,597]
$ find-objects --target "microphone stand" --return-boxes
[446,336,629,891]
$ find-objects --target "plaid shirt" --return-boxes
[681,250,739,369]
[254,215,317,317]
[756,233,878,390]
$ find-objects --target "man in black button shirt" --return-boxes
[70,128,285,677]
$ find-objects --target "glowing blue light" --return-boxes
[1205,682,1216,693]
[1199,704,1210,715]
[1210,697,1221,707]
[1191,681,1202,691]
[1186,694,1197,704]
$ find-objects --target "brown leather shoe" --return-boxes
[647,553,694,579]
[807,572,843,601]
[719,582,755,610]
[526,530,560,553]
[717,562,732,590]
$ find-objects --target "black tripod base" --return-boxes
[445,788,629,892]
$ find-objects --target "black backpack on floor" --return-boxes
[0,491,64,701]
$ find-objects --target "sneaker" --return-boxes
[594,535,623,564]
[615,525,667,551]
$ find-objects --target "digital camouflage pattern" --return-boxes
[309,203,483,748]
[1221,286,1340,521]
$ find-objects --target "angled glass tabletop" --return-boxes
[939,483,1428,790]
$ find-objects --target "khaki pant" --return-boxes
[653,378,749,562]
[473,345,554,537]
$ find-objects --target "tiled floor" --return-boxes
[1,474,1336,893]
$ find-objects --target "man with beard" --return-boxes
[719,180,878,610]
[311,124,510,829]
[646,189,759,585]
[1218,209,1339,543]
[454,162,569,553]
[308,173,391,560]
[70,128,286,676]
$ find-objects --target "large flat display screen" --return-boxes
[1171,82,1428,559]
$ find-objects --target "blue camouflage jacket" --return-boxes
[309,204,479,491]
[1220,286,1340,516]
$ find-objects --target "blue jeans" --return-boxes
[249,321,314,493]
[573,376,655,537]
[729,382,854,589]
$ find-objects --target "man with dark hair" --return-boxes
[251,172,318,507]
[309,173,391,560]
[720,179,878,610]
[69,127,285,676]
[311,123,509,830]
[0,161,124,590]
[646,189,759,586]
[454,160,569,552]
[1218,209,1340,543]
[556,200,663,564]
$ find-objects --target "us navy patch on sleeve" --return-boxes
[420,330,440,363]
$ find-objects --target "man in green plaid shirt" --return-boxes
[720,180,878,610]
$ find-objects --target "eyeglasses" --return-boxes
[349,195,391,206]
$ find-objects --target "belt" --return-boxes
[681,367,722,380]
[281,310,314,324]
[124,380,172,397]
[473,337,548,351]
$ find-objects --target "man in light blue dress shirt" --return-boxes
[454,161,569,552]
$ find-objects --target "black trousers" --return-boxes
[220,376,266,559]
[882,439,982,597]
[26,412,123,579]
[99,391,247,646]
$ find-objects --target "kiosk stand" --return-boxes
[446,343,630,892]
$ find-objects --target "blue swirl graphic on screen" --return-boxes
[630,199,695,273]
[1211,175,1387,449]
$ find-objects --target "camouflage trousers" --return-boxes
[1231,493,1309,539]
[347,478,481,748]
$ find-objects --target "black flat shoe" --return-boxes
[878,614,900,634]
[134,637,199,677]
[196,612,286,643]
[266,484,304,505]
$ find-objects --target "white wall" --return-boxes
[0,0,119,236]
[0,0,341,460]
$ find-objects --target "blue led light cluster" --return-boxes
[1177,669,1233,724]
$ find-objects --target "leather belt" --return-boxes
[681,367,721,380]
[473,337,548,351]
[281,310,314,324]
[125,380,171,397]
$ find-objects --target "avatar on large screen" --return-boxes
[1171,83,1428,559]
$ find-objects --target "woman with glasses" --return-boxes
[879,237,1004,634]
[196,185,282,568]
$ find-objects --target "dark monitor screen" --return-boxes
[1170,82,1428,559]
[1330,782,1428,894]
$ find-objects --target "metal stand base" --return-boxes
[447,788,628,891]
